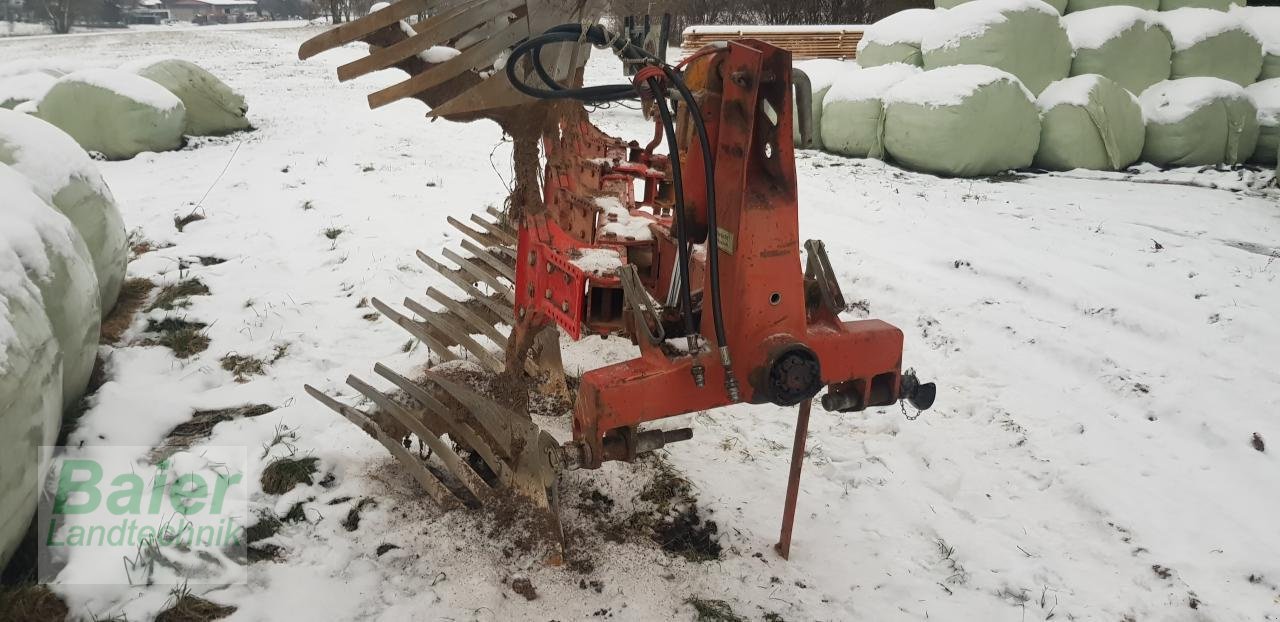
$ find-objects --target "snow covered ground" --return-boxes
[3,23,1280,622]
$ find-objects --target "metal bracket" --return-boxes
[619,264,666,345]
[803,239,845,314]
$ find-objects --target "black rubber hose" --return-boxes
[663,67,731,382]
[649,78,697,341]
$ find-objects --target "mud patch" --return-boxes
[510,577,537,601]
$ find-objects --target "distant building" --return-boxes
[165,0,257,23]
[129,0,171,24]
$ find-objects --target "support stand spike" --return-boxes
[775,399,813,560]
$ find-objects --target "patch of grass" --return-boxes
[260,457,319,494]
[686,598,745,622]
[269,343,289,364]
[376,543,400,556]
[145,317,211,359]
[322,227,345,240]
[149,278,210,311]
[341,498,376,532]
[361,312,380,322]
[101,278,155,344]
[282,502,307,523]
[0,584,68,622]
[220,353,266,382]
[155,586,235,622]
[150,404,275,463]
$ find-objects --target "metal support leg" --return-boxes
[774,399,812,560]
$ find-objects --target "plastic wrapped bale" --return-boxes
[1246,79,1280,164]
[120,58,250,136]
[1034,75,1145,170]
[0,72,56,110]
[1065,7,1171,94]
[1065,0,1158,10]
[0,238,61,571]
[35,68,186,160]
[792,59,858,150]
[0,110,129,316]
[856,9,943,68]
[1162,9,1262,86]
[883,65,1042,176]
[1140,78,1259,166]
[0,165,101,412]
[1231,6,1280,80]
[1159,0,1244,9]
[937,0,1068,14]
[821,64,922,158]
[922,0,1072,94]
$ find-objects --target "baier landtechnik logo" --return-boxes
[38,446,249,586]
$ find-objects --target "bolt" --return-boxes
[546,262,553,273]
[518,307,526,318]
[527,251,536,266]
[544,289,552,300]
[563,273,571,284]
[561,301,569,312]
[731,71,752,88]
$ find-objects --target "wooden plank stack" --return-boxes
[681,25,867,60]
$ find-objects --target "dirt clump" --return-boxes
[260,457,319,494]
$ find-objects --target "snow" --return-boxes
[793,58,855,91]
[1246,78,1280,125]
[1159,8,1255,52]
[1231,5,1280,54]
[0,164,44,368]
[595,196,654,241]
[684,25,867,35]
[1037,74,1101,110]
[0,164,73,284]
[824,63,921,105]
[884,64,1032,108]
[0,71,55,107]
[0,109,109,199]
[857,8,943,51]
[570,248,625,276]
[921,0,1060,53]
[1063,6,1161,51]
[1,22,1279,622]
[1139,77,1249,124]
[56,68,184,111]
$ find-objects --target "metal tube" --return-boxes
[775,399,813,560]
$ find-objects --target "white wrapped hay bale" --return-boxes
[792,59,857,150]
[1231,6,1280,80]
[0,110,129,316]
[821,64,922,158]
[0,165,101,412]
[0,234,61,571]
[1065,0,1158,10]
[121,58,250,136]
[1162,9,1263,86]
[1140,78,1259,166]
[883,65,1042,176]
[0,72,56,110]
[1065,7,1172,94]
[1159,0,1244,10]
[1246,79,1280,164]
[938,0,1068,14]
[36,68,186,160]
[922,0,1073,94]
[1035,75,1146,170]
[856,9,943,68]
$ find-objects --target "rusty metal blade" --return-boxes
[418,371,526,458]
[418,251,515,323]
[447,215,505,247]
[441,248,513,302]
[298,0,432,60]
[305,384,462,510]
[368,16,529,109]
[346,375,496,505]
[337,0,524,82]
[469,214,517,246]
[403,297,505,373]
[372,363,512,486]
[371,297,459,361]
[459,239,516,282]
[425,286,509,346]
[426,69,541,118]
